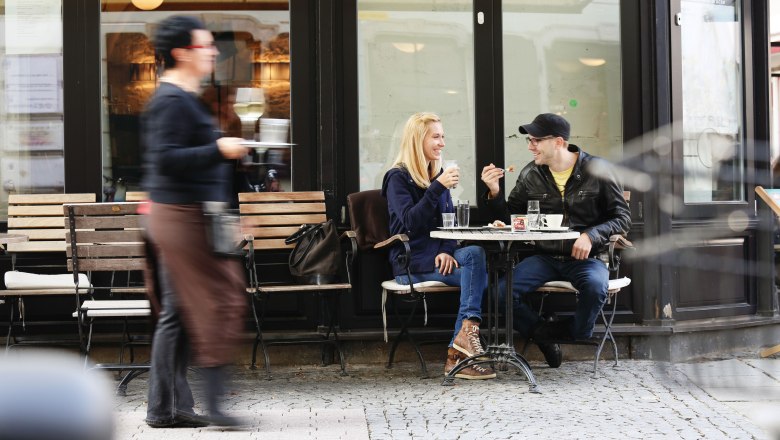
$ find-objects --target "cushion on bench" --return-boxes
[541,277,631,292]
[4,271,92,290]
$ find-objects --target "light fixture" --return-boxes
[578,57,606,67]
[131,0,164,10]
[392,43,425,54]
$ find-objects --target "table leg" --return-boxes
[442,241,540,393]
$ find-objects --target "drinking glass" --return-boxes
[442,213,455,228]
[456,200,470,228]
[527,200,540,229]
[442,159,458,188]
[233,87,266,140]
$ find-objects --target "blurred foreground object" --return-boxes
[0,350,114,440]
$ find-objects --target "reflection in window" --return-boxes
[100,3,291,201]
[0,1,65,219]
[681,0,744,203]
[502,1,623,170]
[356,1,475,203]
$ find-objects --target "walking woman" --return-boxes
[381,112,495,379]
[142,16,249,427]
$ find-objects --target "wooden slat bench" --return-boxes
[64,202,150,386]
[1,193,96,350]
[239,191,356,377]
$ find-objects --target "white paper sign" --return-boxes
[3,55,62,114]
[5,0,63,55]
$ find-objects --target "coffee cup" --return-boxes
[541,214,564,229]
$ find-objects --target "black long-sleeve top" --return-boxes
[141,82,233,204]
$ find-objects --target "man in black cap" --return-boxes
[480,113,630,368]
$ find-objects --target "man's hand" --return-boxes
[435,253,459,274]
[480,164,504,199]
[571,233,593,260]
[436,167,460,189]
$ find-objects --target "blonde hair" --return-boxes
[391,112,442,188]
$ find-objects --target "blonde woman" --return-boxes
[381,112,494,380]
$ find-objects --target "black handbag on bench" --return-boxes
[285,220,342,284]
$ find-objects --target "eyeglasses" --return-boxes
[525,136,556,146]
[183,43,216,50]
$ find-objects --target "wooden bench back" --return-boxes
[125,191,148,202]
[64,202,146,273]
[7,193,96,253]
[239,191,327,251]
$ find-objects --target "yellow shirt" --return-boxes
[551,166,573,196]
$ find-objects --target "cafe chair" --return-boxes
[526,193,634,375]
[239,191,356,378]
[347,189,459,378]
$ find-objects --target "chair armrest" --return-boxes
[607,234,634,273]
[609,234,634,250]
[341,231,359,283]
[374,234,409,250]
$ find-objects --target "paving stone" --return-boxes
[105,359,780,439]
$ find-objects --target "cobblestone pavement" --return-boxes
[111,356,780,439]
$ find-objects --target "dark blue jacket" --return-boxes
[141,82,234,204]
[381,167,457,276]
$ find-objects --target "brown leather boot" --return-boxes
[452,319,485,358]
[443,348,496,380]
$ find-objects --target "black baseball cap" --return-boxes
[518,113,570,141]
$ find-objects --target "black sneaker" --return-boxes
[208,412,248,428]
[174,412,211,428]
[537,343,563,368]
[145,412,210,429]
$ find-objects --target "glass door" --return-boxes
[671,0,751,218]
[501,0,624,174]
[356,0,476,202]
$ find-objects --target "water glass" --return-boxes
[442,212,455,228]
[456,200,470,228]
[443,160,458,188]
[527,200,540,229]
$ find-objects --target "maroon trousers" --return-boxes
[147,203,247,367]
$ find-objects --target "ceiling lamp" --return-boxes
[392,43,425,54]
[578,57,606,67]
[132,0,164,10]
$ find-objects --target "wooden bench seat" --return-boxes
[1,193,96,350]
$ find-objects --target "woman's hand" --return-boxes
[217,137,250,160]
[436,167,459,189]
[481,163,504,199]
[435,253,459,274]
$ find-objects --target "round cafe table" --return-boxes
[430,227,579,393]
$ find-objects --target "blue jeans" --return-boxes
[499,255,609,340]
[395,245,487,346]
[145,262,196,424]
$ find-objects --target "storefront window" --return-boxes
[356,0,475,203]
[0,0,65,219]
[100,1,291,201]
[681,0,744,203]
[502,0,623,169]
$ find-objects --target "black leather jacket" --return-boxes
[483,144,631,257]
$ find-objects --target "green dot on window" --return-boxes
[569,99,578,108]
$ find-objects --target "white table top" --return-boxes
[430,228,580,241]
